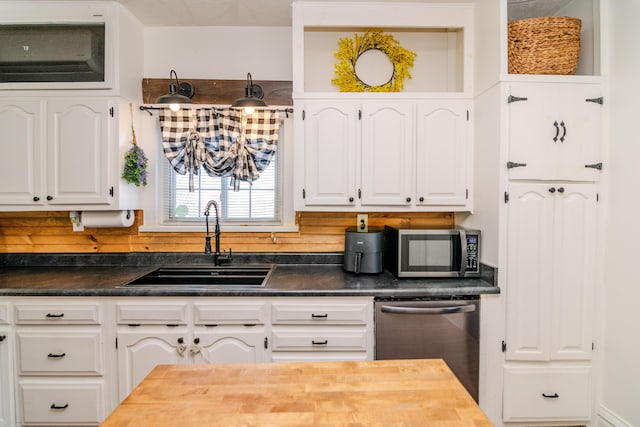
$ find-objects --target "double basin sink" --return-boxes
[120,264,274,289]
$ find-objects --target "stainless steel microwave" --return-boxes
[384,226,480,278]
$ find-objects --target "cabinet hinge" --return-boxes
[302,110,305,120]
[592,342,595,350]
[115,337,118,349]
[508,95,528,103]
[465,188,469,199]
[358,109,362,120]
[467,110,470,121]
[597,193,600,202]
[586,97,604,105]
[109,107,114,117]
[109,186,114,197]
[358,188,362,199]
[504,192,509,203]
[264,337,269,349]
[501,341,507,352]
[302,188,306,199]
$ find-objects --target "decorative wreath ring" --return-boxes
[332,30,417,92]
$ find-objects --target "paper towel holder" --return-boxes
[70,210,134,232]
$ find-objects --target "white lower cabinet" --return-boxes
[270,298,373,362]
[503,365,592,423]
[19,381,105,426]
[13,299,107,426]
[115,298,271,400]
[0,302,14,427]
[4,296,375,424]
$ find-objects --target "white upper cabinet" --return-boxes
[46,100,110,205]
[360,103,414,206]
[292,1,474,212]
[416,103,470,206]
[0,101,42,205]
[507,83,603,181]
[296,100,471,211]
[0,98,141,211]
[301,102,358,207]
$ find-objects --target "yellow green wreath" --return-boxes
[332,30,417,92]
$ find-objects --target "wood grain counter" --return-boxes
[101,359,493,427]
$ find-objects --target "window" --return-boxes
[162,120,285,226]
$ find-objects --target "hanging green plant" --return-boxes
[122,103,148,187]
[332,29,417,92]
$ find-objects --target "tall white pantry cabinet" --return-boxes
[466,1,606,426]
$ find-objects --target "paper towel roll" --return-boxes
[81,210,134,228]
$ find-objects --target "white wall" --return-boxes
[600,1,640,425]
[138,26,294,228]
[144,26,293,80]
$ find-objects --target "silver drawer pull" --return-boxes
[380,304,476,315]
[50,404,69,410]
[47,352,66,358]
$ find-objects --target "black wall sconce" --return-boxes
[155,69,195,112]
[231,72,267,114]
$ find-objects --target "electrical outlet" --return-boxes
[357,214,368,232]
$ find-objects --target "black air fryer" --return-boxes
[343,227,384,274]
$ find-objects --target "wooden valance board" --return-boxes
[142,78,293,106]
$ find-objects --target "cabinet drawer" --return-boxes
[271,328,368,351]
[20,381,104,425]
[503,366,591,422]
[15,302,101,325]
[17,331,103,376]
[0,302,9,324]
[116,302,188,325]
[271,302,369,325]
[194,301,267,325]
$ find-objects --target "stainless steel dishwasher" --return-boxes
[374,297,480,401]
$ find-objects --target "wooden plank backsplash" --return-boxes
[0,211,454,253]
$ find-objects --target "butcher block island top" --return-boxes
[100,359,492,427]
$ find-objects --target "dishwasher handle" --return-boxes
[380,303,476,315]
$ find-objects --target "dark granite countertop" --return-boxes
[0,253,499,298]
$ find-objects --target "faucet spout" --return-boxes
[203,200,231,266]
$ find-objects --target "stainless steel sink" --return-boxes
[120,265,274,288]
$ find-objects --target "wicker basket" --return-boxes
[508,16,581,75]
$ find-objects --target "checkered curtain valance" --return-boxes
[158,108,280,191]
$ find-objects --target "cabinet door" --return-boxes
[0,330,13,427]
[550,184,597,360]
[415,103,469,206]
[360,103,414,206]
[46,99,111,205]
[0,101,43,206]
[195,328,267,364]
[116,330,189,401]
[302,102,357,206]
[508,84,602,181]
[506,183,597,361]
[505,183,554,360]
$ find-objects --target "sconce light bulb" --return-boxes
[169,103,181,112]
[244,107,255,115]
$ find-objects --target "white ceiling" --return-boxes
[6,0,576,27]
